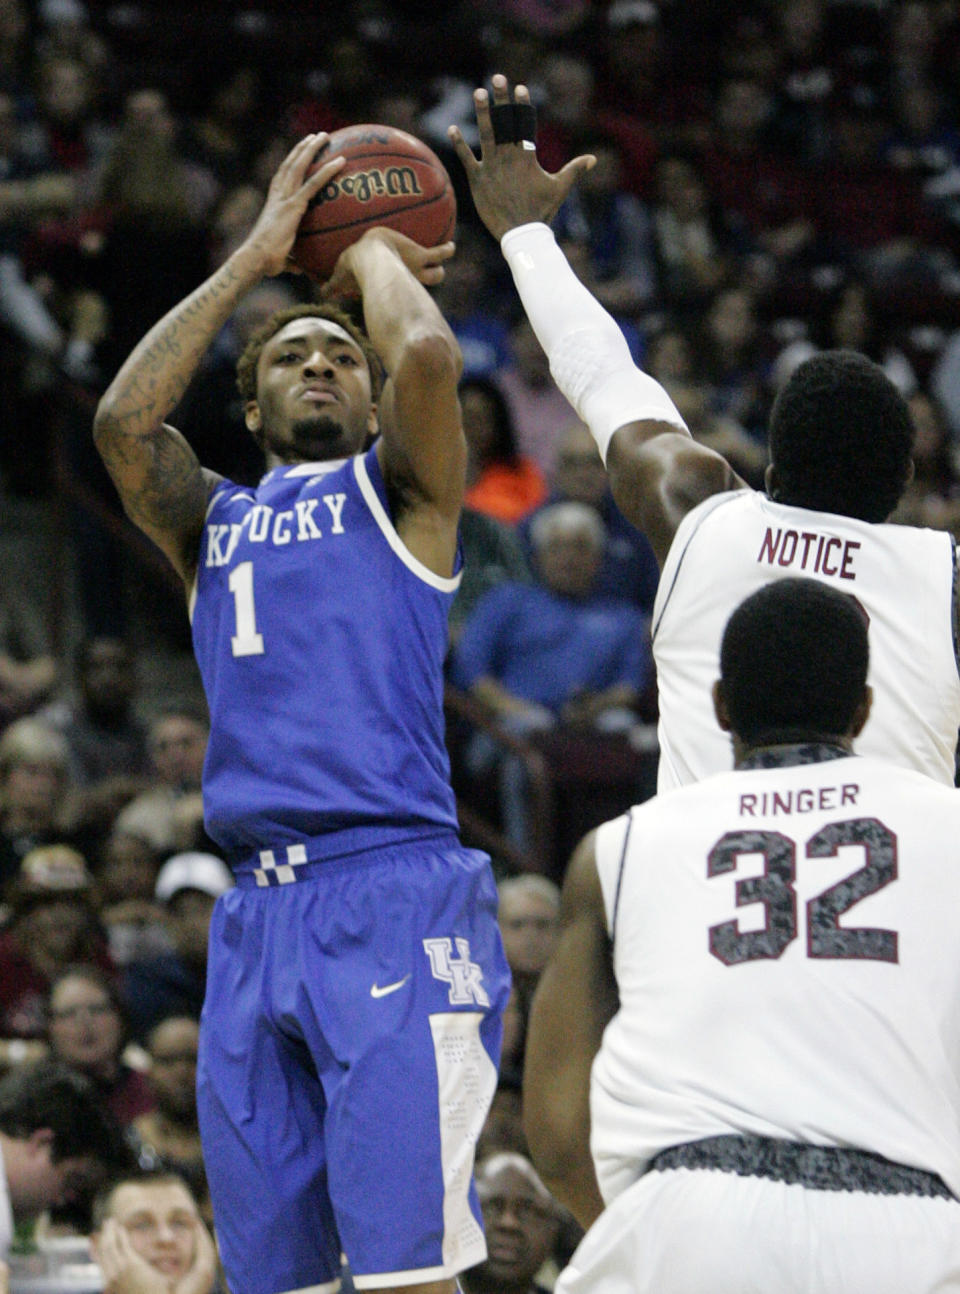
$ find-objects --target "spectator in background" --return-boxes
[41,636,150,789]
[451,502,652,851]
[890,388,960,536]
[0,844,114,1050]
[130,1016,209,1224]
[0,583,57,730]
[497,874,560,1017]
[771,274,918,397]
[90,1168,217,1294]
[551,134,658,318]
[695,283,773,440]
[114,708,209,859]
[123,852,232,1043]
[519,418,660,612]
[432,224,511,381]
[0,1059,132,1258]
[46,963,154,1126]
[95,827,170,968]
[463,1153,561,1294]
[462,376,548,526]
[0,719,78,896]
[648,151,736,320]
[494,316,577,479]
[450,507,533,647]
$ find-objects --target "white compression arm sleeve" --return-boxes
[500,222,687,462]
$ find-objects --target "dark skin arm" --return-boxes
[93,134,348,585]
[523,828,619,1229]
[449,76,747,568]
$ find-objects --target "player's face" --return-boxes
[106,1182,199,1280]
[249,317,377,466]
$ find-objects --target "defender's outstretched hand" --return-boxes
[448,74,594,241]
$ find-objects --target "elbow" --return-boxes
[400,326,463,388]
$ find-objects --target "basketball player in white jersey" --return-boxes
[449,78,960,791]
[523,577,960,1293]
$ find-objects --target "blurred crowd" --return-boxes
[4,0,960,1287]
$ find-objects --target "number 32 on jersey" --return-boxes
[708,817,897,966]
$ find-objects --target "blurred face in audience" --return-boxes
[3,758,63,827]
[473,1156,559,1288]
[48,973,123,1080]
[149,717,208,790]
[498,885,560,979]
[147,1017,199,1122]
[96,1180,200,1281]
[18,898,88,965]
[99,831,157,904]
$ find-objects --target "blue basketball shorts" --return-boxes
[196,834,511,1294]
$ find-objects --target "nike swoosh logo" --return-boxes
[370,975,411,999]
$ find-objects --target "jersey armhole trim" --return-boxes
[610,809,635,947]
[354,453,462,593]
[652,491,742,640]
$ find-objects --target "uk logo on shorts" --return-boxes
[423,936,490,1007]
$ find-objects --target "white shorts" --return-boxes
[556,1168,960,1294]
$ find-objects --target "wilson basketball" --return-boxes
[292,124,457,282]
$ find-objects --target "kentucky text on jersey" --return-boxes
[204,494,348,566]
[738,783,860,817]
[757,527,861,580]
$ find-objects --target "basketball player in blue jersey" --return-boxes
[92,132,510,1294]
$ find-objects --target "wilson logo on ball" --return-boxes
[311,166,424,207]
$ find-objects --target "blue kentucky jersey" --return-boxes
[189,445,462,866]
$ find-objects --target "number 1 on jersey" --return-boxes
[228,561,264,656]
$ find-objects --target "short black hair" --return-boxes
[768,350,914,522]
[0,1061,132,1168]
[92,1167,195,1231]
[719,578,869,746]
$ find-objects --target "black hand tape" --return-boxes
[489,102,538,145]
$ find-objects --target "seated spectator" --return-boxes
[890,389,960,536]
[771,273,918,397]
[518,419,660,613]
[0,1059,132,1259]
[432,224,511,381]
[463,1153,562,1294]
[114,708,210,858]
[476,1071,527,1162]
[648,151,737,320]
[123,852,233,1043]
[450,507,533,647]
[494,317,579,478]
[46,964,154,1126]
[497,875,560,1016]
[462,377,548,526]
[41,636,150,789]
[0,582,57,731]
[0,844,115,1050]
[0,717,78,897]
[95,828,171,967]
[451,503,653,852]
[129,1016,209,1223]
[90,1168,217,1294]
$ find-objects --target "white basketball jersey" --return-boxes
[590,751,960,1207]
[652,492,960,790]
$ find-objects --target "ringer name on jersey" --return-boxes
[757,527,860,580]
[739,782,860,817]
[205,494,347,567]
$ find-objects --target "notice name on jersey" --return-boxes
[739,783,860,817]
[757,527,860,580]
[205,495,347,568]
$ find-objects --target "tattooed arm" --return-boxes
[93,134,345,584]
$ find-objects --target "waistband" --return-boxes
[649,1135,955,1200]
[231,826,461,888]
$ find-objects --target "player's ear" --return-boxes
[366,403,379,437]
[764,463,779,500]
[850,684,872,738]
[712,680,731,732]
[245,400,265,449]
